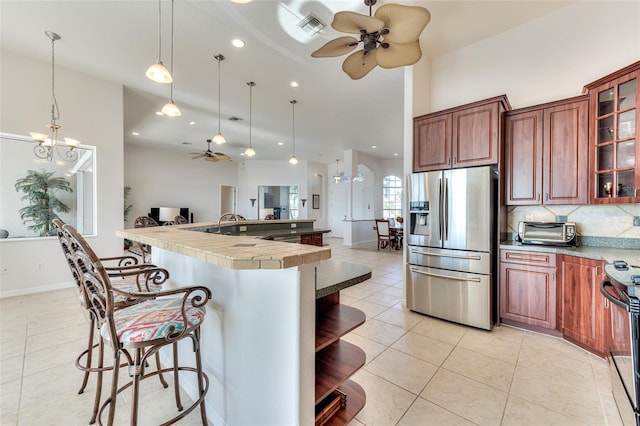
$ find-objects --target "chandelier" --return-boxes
[30,31,79,163]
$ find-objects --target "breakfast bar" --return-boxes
[117,222,369,426]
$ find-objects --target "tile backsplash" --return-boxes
[508,204,640,239]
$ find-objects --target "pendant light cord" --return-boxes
[249,82,253,149]
[169,0,174,100]
[157,0,162,63]
[291,100,296,157]
[217,57,222,133]
[50,35,60,123]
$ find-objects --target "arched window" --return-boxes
[382,175,403,219]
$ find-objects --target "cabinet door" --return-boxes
[504,110,543,205]
[500,262,556,329]
[452,102,500,168]
[543,99,589,204]
[561,256,606,354]
[413,114,451,172]
[588,63,640,204]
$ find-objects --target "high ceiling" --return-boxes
[0,0,571,163]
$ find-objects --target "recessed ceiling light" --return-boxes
[189,121,195,125]
[394,153,398,156]
[277,142,284,146]
[290,81,299,88]
[231,39,245,48]
[155,111,164,116]
[181,141,192,145]
[132,132,140,136]
[371,145,377,149]
[230,0,252,3]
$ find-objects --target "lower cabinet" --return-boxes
[499,249,609,357]
[499,250,558,333]
[560,255,607,356]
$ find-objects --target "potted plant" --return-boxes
[14,169,73,236]
[123,186,133,249]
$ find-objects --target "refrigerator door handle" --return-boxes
[438,177,443,240]
[410,249,482,261]
[443,177,449,241]
[410,268,482,283]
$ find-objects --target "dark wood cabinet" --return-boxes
[560,255,607,356]
[504,96,589,205]
[584,61,640,204]
[301,233,323,247]
[413,95,509,172]
[499,250,558,333]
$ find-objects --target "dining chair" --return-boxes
[62,223,211,426]
[52,219,171,424]
[375,218,397,251]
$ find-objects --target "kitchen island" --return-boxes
[116,223,368,426]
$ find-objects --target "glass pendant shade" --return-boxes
[161,100,181,116]
[64,137,80,147]
[146,62,173,83]
[245,146,256,157]
[212,133,226,144]
[289,156,298,165]
[30,132,48,143]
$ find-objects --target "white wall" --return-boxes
[414,1,640,115]
[124,144,237,226]
[0,50,124,297]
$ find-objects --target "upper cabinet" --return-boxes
[585,61,640,204]
[504,96,589,205]
[413,95,510,172]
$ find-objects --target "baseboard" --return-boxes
[0,280,75,299]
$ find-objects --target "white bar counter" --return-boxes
[116,223,368,426]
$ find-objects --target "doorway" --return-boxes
[220,185,236,216]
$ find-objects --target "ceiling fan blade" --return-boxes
[374,4,430,44]
[204,156,219,162]
[213,152,231,160]
[332,11,384,34]
[192,153,205,159]
[342,49,378,80]
[311,36,359,58]
[376,41,423,69]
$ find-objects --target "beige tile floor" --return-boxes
[0,238,624,425]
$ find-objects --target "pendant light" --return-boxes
[288,100,298,165]
[212,54,226,144]
[333,159,342,183]
[161,0,180,116]
[244,81,256,157]
[30,31,79,163]
[146,0,173,84]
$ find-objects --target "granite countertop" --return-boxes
[604,264,640,297]
[500,241,640,266]
[316,260,372,299]
[117,222,331,270]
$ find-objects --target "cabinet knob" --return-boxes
[537,194,540,201]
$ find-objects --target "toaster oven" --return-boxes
[516,221,577,247]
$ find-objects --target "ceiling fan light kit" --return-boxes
[213,53,226,144]
[311,0,430,79]
[146,0,173,83]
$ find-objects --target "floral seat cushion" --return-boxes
[101,298,206,345]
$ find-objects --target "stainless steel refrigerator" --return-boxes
[406,165,497,330]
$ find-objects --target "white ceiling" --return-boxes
[0,0,572,164]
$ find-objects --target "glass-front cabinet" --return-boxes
[586,61,640,203]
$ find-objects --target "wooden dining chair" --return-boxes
[375,219,397,251]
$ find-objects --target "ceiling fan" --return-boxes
[311,0,430,80]
[191,139,231,162]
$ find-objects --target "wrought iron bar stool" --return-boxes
[53,219,171,424]
[133,215,159,262]
[63,223,211,426]
[174,215,189,224]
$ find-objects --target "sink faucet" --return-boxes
[217,212,240,233]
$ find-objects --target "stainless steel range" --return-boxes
[601,263,640,426]
[406,166,498,330]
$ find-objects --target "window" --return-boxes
[382,175,403,219]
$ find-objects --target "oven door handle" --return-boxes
[600,280,630,311]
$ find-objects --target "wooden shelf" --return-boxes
[322,380,366,426]
[315,340,365,404]
[316,304,366,352]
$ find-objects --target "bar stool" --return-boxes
[133,216,159,262]
[53,219,171,424]
[174,215,189,224]
[63,223,211,426]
